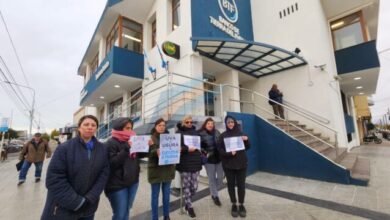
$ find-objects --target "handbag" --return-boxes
[16,159,24,171]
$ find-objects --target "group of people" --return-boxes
[15,114,250,220]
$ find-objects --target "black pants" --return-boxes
[224,168,246,204]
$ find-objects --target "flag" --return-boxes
[143,49,156,80]
[156,42,168,70]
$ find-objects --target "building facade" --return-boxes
[75,0,381,184]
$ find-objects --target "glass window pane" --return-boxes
[333,22,364,50]
[122,28,142,53]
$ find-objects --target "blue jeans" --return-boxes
[151,181,171,220]
[107,182,139,220]
[19,161,43,181]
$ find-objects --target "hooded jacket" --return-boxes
[104,137,146,194]
[175,123,202,172]
[218,116,250,170]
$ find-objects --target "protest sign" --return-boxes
[223,137,245,152]
[184,135,201,150]
[159,134,181,165]
[130,135,150,153]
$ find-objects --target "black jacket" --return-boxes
[218,116,250,170]
[41,136,109,220]
[175,123,202,172]
[198,128,221,164]
[104,137,146,194]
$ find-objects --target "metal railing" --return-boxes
[96,72,339,158]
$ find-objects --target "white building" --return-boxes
[76,0,380,185]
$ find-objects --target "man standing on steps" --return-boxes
[268,84,285,119]
[18,133,52,185]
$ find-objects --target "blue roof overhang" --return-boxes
[192,37,307,78]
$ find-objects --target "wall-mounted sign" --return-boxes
[162,41,180,59]
[191,0,253,41]
[0,118,10,132]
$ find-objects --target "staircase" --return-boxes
[268,118,370,184]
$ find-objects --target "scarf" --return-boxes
[111,129,135,142]
[112,129,137,158]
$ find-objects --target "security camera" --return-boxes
[314,64,327,71]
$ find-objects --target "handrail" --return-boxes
[283,100,330,124]
[230,98,337,150]
[222,84,338,133]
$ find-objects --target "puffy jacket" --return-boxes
[41,136,109,220]
[147,132,176,184]
[198,128,221,164]
[218,116,250,170]
[175,123,202,172]
[19,139,51,163]
[268,89,283,105]
[104,137,146,194]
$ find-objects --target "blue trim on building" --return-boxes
[344,114,355,134]
[80,46,144,105]
[335,40,380,75]
[227,112,358,185]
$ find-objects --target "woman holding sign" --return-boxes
[218,116,250,218]
[176,116,202,219]
[104,117,147,220]
[148,118,176,220]
[198,117,223,206]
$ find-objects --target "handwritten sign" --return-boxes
[224,137,245,152]
[184,135,201,150]
[130,135,150,153]
[159,134,181,165]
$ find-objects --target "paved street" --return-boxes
[1,141,390,219]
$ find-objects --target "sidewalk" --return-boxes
[0,141,389,219]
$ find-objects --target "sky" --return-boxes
[0,0,389,134]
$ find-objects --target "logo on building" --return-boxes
[162,41,180,59]
[218,0,238,23]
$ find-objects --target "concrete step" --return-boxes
[292,133,315,142]
[339,153,358,170]
[310,143,331,153]
[322,147,347,162]
[275,123,306,129]
[351,157,370,182]
[268,119,299,125]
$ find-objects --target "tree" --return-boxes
[41,133,50,142]
[50,129,60,139]
[0,128,19,139]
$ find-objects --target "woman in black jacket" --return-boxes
[41,115,109,220]
[176,116,202,219]
[104,117,147,220]
[218,116,250,218]
[198,117,223,206]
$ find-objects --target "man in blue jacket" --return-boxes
[268,84,285,119]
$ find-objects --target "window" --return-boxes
[331,11,367,50]
[106,16,143,55]
[90,53,99,75]
[152,19,156,48]
[172,0,181,30]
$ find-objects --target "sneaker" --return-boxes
[212,196,222,206]
[238,205,246,217]
[186,207,196,219]
[17,180,25,186]
[231,204,238,218]
[163,216,171,220]
[35,177,41,182]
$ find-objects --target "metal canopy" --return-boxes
[192,37,307,78]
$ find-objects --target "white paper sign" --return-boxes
[130,135,150,153]
[183,135,201,150]
[224,137,245,152]
[159,134,181,165]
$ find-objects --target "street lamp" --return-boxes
[0,80,35,138]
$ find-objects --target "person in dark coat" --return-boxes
[41,115,109,220]
[148,118,175,220]
[105,117,148,220]
[176,115,202,219]
[268,84,285,119]
[198,117,223,206]
[218,115,250,218]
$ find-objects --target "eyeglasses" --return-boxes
[185,121,193,124]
